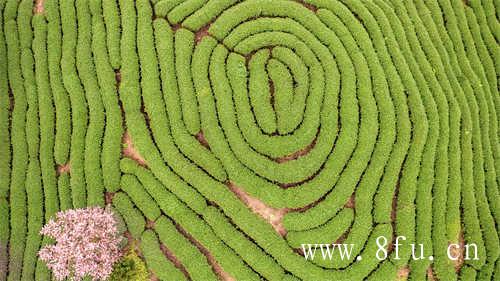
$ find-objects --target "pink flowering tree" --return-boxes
[38,206,123,281]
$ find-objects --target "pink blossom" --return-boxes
[38,206,123,281]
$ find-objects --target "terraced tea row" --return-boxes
[0,0,498,280]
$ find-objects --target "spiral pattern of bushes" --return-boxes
[0,0,499,280]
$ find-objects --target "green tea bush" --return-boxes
[2,0,498,280]
[140,230,186,281]
[108,246,149,281]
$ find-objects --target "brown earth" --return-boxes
[397,266,410,280]
[275,138,317,163]
[427,266,436,281]
[145,219,156,230]
[122,131,147,167]
[160,243,191,279]
[105,192,115,205]
[344,194,355,209]
[195,23,212,44]
[195,131,210,149]
[449,230,465,272]
[295,0,318,12]
[226,181,288,236]
[34,0,44,14]
[56,163,71,175]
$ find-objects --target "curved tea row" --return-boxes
[0,0,498,280]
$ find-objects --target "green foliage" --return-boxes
[76,0,105,207]
[0,0,10,200]
[140,230,186,281]
[2,0,499,280]
[46,0,71,165]
[155,216,218,281]
[108,247,149,281]
[112,192,145,240]
[89,0,123,193]
[120,175,161,221]
[60,0,88,209]
[5,0,28,280]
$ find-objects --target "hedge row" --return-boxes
[5,0,28,279]
[202,206,285,280]
[21,11,44,281]
[120,174,161,221]
[112,192,145,239]
[89,0,123,193]
[144,0,492,278]
[154,19,227,181]
[120,160,260,280]
[0,0,10,199]
[286,208,353,249]
[0,1,9,277]
[57,173,72,211]
[140,230,187,281]
[272,47,309,134]
[267,58,294,134]
[247,48,276,135]
[76,0,105,207]
[34,13,59,224]
[154,216,218,281]
[46,0,71,165]
[431,0,499,278]
[171,0,208,25]
[100,0,121,69]
[60,0,88,208]
[174,28,200,135]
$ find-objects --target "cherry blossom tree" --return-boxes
[38,206,123,281]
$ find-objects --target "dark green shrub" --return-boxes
[109,246,149,281]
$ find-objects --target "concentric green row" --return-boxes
[1,0,498,280]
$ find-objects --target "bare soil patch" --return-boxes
[34,0,45,14]
[344,194,355,209]
[105,192,115,205]
[115,70,121,85]
[449,230,465,272]
[275,138,317,163]
[195,23,212,44]
[145,219,156,230]
[149,273,160,281]
[397,266,410,280]
[195,131,210,149]
[226,181,288,236]
[122,131,147,167]
[172,23,182,32]
[427,266,436,281]
[56,163,71,175]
